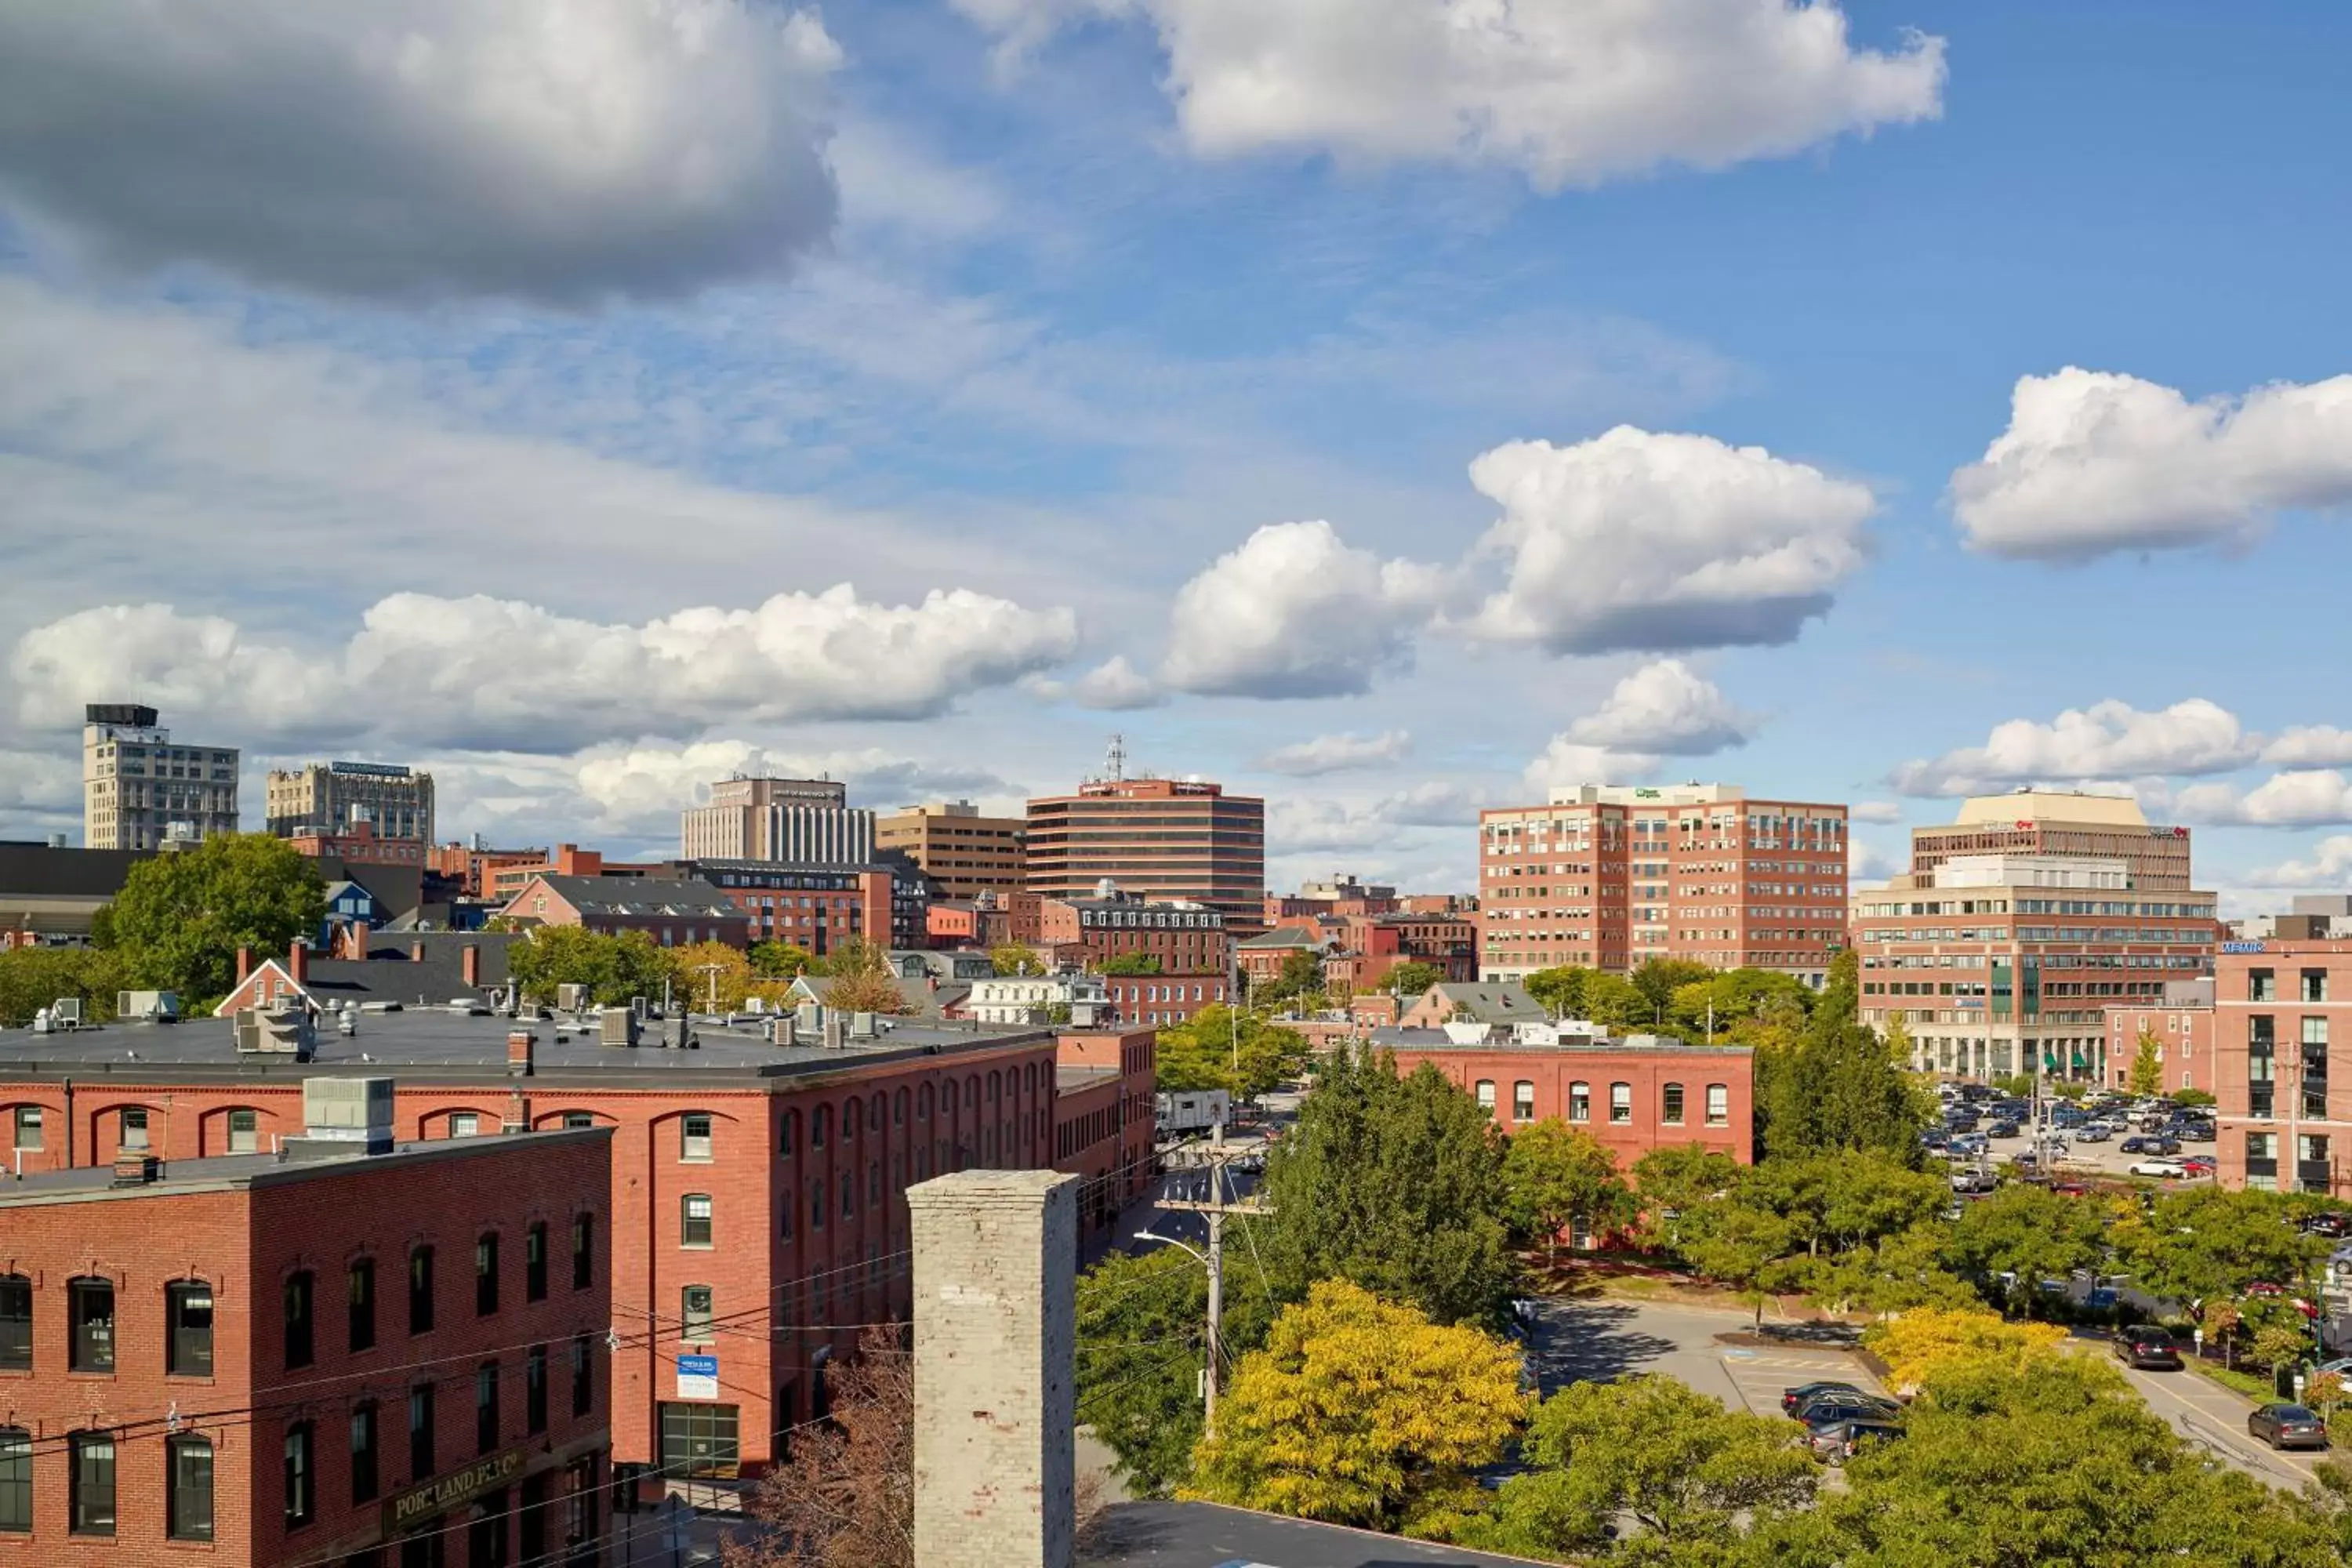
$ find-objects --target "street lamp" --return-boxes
[1135,1229,1221,1431]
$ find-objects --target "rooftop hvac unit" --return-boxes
[51,996,82,1027]
[236,1005,316,1058]
[599,1010,639,1048]
[116,990,182,1022]
[822,1011,848,1051]
[557,983,590,1013]
[851,1011,877,1040]
[768,1016,799,1047]
[660,1015,693,1050]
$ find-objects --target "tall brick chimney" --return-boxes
[506,1029,535,1077]
[235,946,253,984]
[289,938,310,985]
[909,1170,1079,1568]
[411,940,426,963]
[463,944,481,989]
[347,920,370,960]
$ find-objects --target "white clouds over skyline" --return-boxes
[1952,368,2352,560]
[1256,730,1414,777]
[1890,697,2257,797]
[1560,659,1759,756]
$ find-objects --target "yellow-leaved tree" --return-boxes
[1183,1279,1526,1536]
[2129,1023,2165,1098]
[1864,1308,2068,1396]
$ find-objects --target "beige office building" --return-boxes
[82,704,240,850]
[265,760,435,844]
[681,775,871,864]
[877,800,1028,898]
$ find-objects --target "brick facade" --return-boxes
[1377,1036,1755,1167]
[2213,941,2352,1197]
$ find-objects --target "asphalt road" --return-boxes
[2105,1352,2327,1489]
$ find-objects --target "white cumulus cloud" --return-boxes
[1255,730,1413,776]
[1465,426,1875,655]
[1890,698,2257,797]
[1850,800,1904,825]
[1160,521,1454,699]
[2172,771,2352,829]
[2262,726,2352,768]
[1523,741,1662,794]
[1951,368,2352,560]
[1562,659,1757,755]
[956,0,1944,188]
[10,589,1079,754]
[0,0,842,303]
[2245,836,2352,888]
[1068,656,1167,711]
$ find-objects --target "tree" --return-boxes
[2172,1087,2218,1108]
[1632,1142,1742,1248]
[749,940,816,978]
[1501,1120,1636,1269]
[1261,1045,1519,1327]
[103,833,325,1005]
[1073,1248,1229,1496]
[724,1327,912,1568]
[822,936,891,978]
[1523,965,1591,1018]
[507,926,681,1006]
[1185,1279,1525,1535]
[1759,951,1929,1162]
[1942,1182,2108,1316]
[1460,1374,1817,1559]
[1099,950,1162,975]
[1580,973,1649,1031]
[1629,957,1713,1025]
[989,943,1042,977]
[1671,1185,1795,1328]
[2110,1187,2325,1317]
[1666,967,1817,1042]
[1381,960,1446,999]
[1863,1308,2069,1392]
[673,940,758,1011]
[2129,1022,2165,1098]
[0,945,132,1028]
[1154,1006,1308,1100]
[1257,949,1324,1006]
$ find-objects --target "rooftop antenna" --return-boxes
[1106,733,1127,783]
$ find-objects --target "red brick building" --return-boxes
[286,819,430,869]
[428,844,550,899]
[1478,783,1848,989]
[497,873,750,949]
[1051,1027,1159,1243]
[2102,979,2218,1096]
[0,1086,610,1565]
[1100,974,1231,1025]
[0,1008,1062,1483]
[1375,1025,1755,1167]
[1025,776,1265,931]
[2213,939,2352,1197]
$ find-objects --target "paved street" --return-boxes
[1520,1297,1885,1414]
[2103,1353,2326,1490]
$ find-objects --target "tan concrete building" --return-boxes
[1477,783,1849,988]
[81,703,239,849]
[1911,788,2193,888]
[877,799,1027,898]
[1025,775,1265,929]
[680,775,870,864]
[264,758,434,844]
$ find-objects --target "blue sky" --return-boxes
[2,0,2349,908]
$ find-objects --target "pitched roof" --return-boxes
[1237,927,1319,949]
[1426,982,1548,1024]
[356,931,517,985]
[528,874,738,918]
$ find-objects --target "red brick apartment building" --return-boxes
[1477,784,1847,989]
[0,1083,610,1566]
[0,1007,1062,1485]
[2102,979,2218,1095]
[2213,940,2352,1197]
[1025,775,1265,931]
[1374,1026,1754,1167]
[1051,1028,1159,1243]
[1039,887,1232,1024]
[495,874,750,949]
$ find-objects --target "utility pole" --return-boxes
[691,961,726,1014]
[1156,1123,1271,1434]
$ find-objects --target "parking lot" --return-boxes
[1936,1095,2218,1186]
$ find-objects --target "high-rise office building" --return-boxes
[266,760,436,844]
[1910,789,2193,888]
[680,775,870,865]
[1477,783,1849,987]
[1025,775,1265,928]
[82,704,239,850]
[876,800,1027,899]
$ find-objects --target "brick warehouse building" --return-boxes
[0,1006,1064,1486]
[1374,1025,1755,1169]
[2213,938,2352,1198]
[0,1081,610,1566]
[1051,1027,1159,1246]
[1477,784,1848,989]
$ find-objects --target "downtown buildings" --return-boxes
[81,704,239,851]
[2212,938,2352,1199]
[1025,773,1265,931]
[266,760,437,857]
[1477,784,1849,989]
[680,775,872,867]
[1852,792,2217,1082]
[877,800,1026,900]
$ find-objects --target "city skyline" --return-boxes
[3,3,2351,913]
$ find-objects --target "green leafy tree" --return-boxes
[1073,1247,1273,1496]
[1631,1142,1743,1247]
[1943,1181,2107,1316]
[1261,1045,1519,1327]
[748,940,817,978]
[1523,965,1591,1018]
[0,946,134,1027]
[2129,1023,2165,1098]
[1460,1374,1816,1560]
[104,833,325,1005]
[1667,967,1817,1041]
[1629,956,1714,1025]
[2111,1187,2324,1318]
[1502,1121,1638,1268]
[988,943,1041,976]
[2172,1087,2217,1108]
[1185,1280,1525,1535]
[1099,950,1163,975]
[1380,960,1446,999]
[1671,1185,1796,1328]
[1255,949,1325,1007]
[1581,972,1650,1030]
[822,935,890,978]
[1759,951,1929,1161]
[1153,1006,1309,1100]
[508,926,682,1006]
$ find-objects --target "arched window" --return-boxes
[893,1087,908,1127]
[1025,1062,1038,1094]
[572,1214,595,1290]
[988,1072,1001,1105]
[1512,1082,1536,1123]
[408,1246,435,1334]
[1609,1083,1632,1124]
[1568,1082,1591,1123]
[916,1083,933,1120]
[841,1098,859,1142]
[1473,1080,1496,1116]
[869,1093,884,1133]
[1661,1083,1686,1126]
[474,1234,499,1316]
[780,1109,800,1155]
[812,1105,830,1148]
[967,1076,980,1111]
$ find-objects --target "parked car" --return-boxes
[1781,1379,1867,1414]
[2114,1326,2183,1370]
[2180,1156,2217,1177]
[2303,1212,2352,1238]
[2244,1281,2287,1298]
[2129,1159,2190,1179]
[1792,1389,1903,1425]
[1951,1167,1999,1194]
[2074,1124,2113,1143]
[1987,1120,2021,1139]
[2051,1181,2092,1197]
[2249,1403,2330,1451]
[2176,1123,2217,1144]
[2121,1135,2181,1156]
[1806,1417,1905,1464]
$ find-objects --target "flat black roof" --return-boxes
[1083,1501,1542,1567]
[0,1126,611,1207]
[0,1009,1054,1090]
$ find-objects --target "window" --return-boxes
[351,1402,380,1503]
[285,1422,315,1528]
[164,1432,217,1540]
[410,1246,436,1334]
[1512,1081,1536,1122]
[572,1213,595,1290]
[812,1180,826,1230]
[681,1112,714,1162]
[682,1285,715,1343]
[682,1193,714,1247]
[409,1383,437,1479]
[450,1112,480,1138]
[1609,1083,1632,1124]
[285,1270,315,1367]
[0,1277,24,1371]
[71,1277,114,1372]
[2250,967,2276,1002]
[70,1431,115,1535]
[571,1335,594,1417]
[779,1190,794,1240]
[1474,1080,1497,1116]
[119,1108,148,1150]
[1569,1082,1591,1123]
[527,1345,549,1434]
[1706,1083,1730,1127]
[842,1179,855,1219]
[659,1403,742,1481]
[168,1279,215,1375]
[12,1106,42,1151]
[2306,968,2332,1004]
[521,1470,552,1563]
[350,1258,377,1352]
[227,1108,260,1153]
[1661,1083,1686,1126]
[0,1428,27,1533]
[476,1234,500,1316]
[561,1110,595,1130]
[813,1105,829,1148]
[476,1363,501,1454]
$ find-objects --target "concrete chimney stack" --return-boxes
[908,1169,1079,1568]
